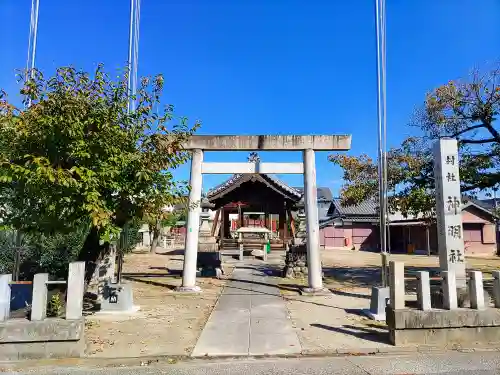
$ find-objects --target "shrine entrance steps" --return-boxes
[191,262,302,357]
[220,238,286,249]
[219,238,286,254]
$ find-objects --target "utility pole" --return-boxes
[127,0,141,113]
[15,0,41,278]
[26,0,40,107]
[494,186,499,255]
[117,0,142,284]
[374,0,389,286]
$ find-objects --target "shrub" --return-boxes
[47,293,64,317]
[0,230,17,274]
[0,223,89,280]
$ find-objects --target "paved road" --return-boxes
[192,265,301,357]
[5,352,500,374]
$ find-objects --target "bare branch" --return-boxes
[460,137,496,144]
[450,123,485,137]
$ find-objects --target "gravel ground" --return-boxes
[84,248,231,358]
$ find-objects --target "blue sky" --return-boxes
[1,0,499,195]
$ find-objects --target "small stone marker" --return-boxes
[364,286,390,320]
[433,139,466,288]
[98,281,137,313]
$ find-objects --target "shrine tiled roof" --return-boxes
[331,198,379,217]
[293,187,333,202]
[206,174,303,201]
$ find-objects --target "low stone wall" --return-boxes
[0,262,86,360]
[0,318,85,360]
[282,242,324,279]
[385,260,500,347]
[283,244,308,278]
[386,307,500,346]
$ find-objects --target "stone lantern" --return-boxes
[197,197,222,277]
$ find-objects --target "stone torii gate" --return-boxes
[177,135,352,293]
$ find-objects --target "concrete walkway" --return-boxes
[191,265,302,357]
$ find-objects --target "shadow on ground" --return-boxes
[323,265,442,292]
[329,288,371,299]
[121,272,181,289]
[157,249,185,256]
[310,323,390,345]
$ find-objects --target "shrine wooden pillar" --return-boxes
[284,210,289,241]
[220,208,225,240]
[238,207,244,229]
[279,209,286,242]
[224,209,231,238]
[221,208,230,239]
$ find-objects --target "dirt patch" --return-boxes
[283,249,500,352]
[285,287,391,352]
[84,248,230,357]
[321,250,500,288]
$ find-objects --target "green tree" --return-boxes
[331,64,500,216]
[330,137,436,219]
[0,65,199,284]
[142,195,187,254]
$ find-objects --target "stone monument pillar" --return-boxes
[96,232,139,314]
[433,138,466,288]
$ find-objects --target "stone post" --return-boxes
[493,270,500,308]
[0,274,12,321]
[66,262,85,320]
[381,252,389,286]
[179,149,203,292]
[433,139,466,288]
[303,148,323,291]
[389,261,405,309]
[263,233,268,261]
[425,225,431,256]
[31,273,48,321]
[442,270,458,310]
[416,271,431,311]
[238,232,243,261]
[469,271,485,310]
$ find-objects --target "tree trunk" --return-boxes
[150,222,161,253]
[77,226,109,288]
